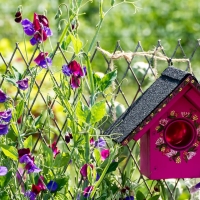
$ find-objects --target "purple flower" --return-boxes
[19,154,41,174]
[0,166,8,176]
[47,180,58,192]
[0,109,12,123]
[34,52,52,68]
[18,148,31,159]
[25,162,41,174]
[62,60,86,89]
[95,138,106,150]
[21,13,52,45]
[62,61,86,77]
[83,186,93,198]
[124,196,134,200]
[101,149,110,161]
[70,75,81,89]
[0,90,7,103]
[16,78,29,90]
[24,191,37,200]
[62,64,72,76]
[0,124,9,135]
[80,164,93,179]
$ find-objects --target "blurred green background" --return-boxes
[1,0,200,57]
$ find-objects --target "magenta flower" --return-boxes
[0,109,12,123]
[34,52,52,68]
[47,180,58,192]
[90,137,95,145]
[0,166,7,176]
[37,176,46,190]
[0,124,9,135]
[65,133,73,144]
[70,75,81,89]
[83,186,93,198]
[0,90,7,103]
[16,78,29,90]
[18,148,30,159]
[50,141,60,158]
[101,149,110,161]
[80,164,93,179]
[21,13,52,45]
[62,60,86,89]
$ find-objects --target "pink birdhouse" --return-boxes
[105,66,200,179]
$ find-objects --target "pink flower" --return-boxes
[101,149,110,161]
[80,164,93,179]
[49,141,60,158]
[83,186,93,198]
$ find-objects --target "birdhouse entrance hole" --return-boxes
[164,119,196,150]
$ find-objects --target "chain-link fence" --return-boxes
[1,40,200,199]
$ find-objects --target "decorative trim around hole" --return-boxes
[155,110,200,164]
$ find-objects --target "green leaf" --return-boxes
[42,144,53,167]
[93,148,101,166]
[93,73,102,91]
[10,122,19,136]
[1,145,18,161]
[87,165,93,184]
[136,190,146,200]
[55,177,69,191]
[61,35,71,50]
[111,0,115,6]
[100,70,117,92]
[23,135,33,149]
[90,101,106,124]
[158,181,168,200]
[0,191,9,200]
[70,33,82,54]
[149,195,160,200]
[54,153,70,168]
[75,101,90,124]
[106,161,118,174]
[0,171,12,188]
[15,99,24,119]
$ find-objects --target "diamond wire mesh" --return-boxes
[1,40,200,199]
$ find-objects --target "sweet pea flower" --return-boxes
[124,197,134,200]
[21,13,53,45]
[50,141,60,158]
[0,166,8,176]
[0,90,7,103]
[101,149,110,161]
[24,191,37,200]
[16,78,29,90]
[0,109,12,123]
[95,137,106,150]
[25,161,41,174]
[190,182,200,193]
[18,148,31,159]
[37,176,46,190]
[0,124,9,135]
[15,11,22,23]
[70,75,81,89]
[34,52,52,68]
[62,60,86,89]
[83,186,93,198]
[65,133,73,144]
[47,180,58,192]
[80,164,93,179]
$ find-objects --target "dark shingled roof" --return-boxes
[104,66,192,143]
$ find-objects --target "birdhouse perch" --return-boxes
[105,66,200,179]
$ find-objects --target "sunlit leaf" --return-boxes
[1,144,18,161]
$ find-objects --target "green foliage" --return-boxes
[1,145,18,161]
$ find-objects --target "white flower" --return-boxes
[187,152,196,160]
[181,112,190,118]
[155,137,164,145]
[165,150,177,158]
[159,119,168,126]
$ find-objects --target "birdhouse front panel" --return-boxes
[105,66,200,180]
[140,81,200,179]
